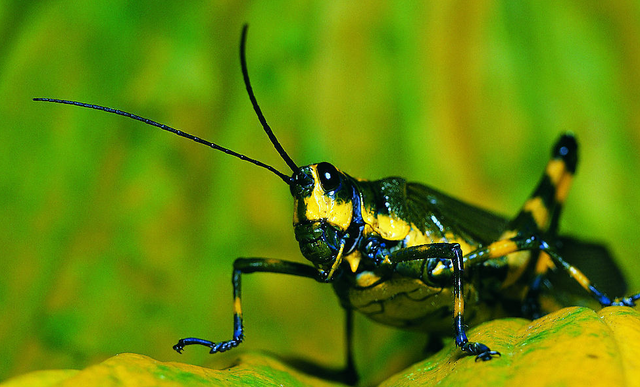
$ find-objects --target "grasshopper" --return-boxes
[35,25,640,385]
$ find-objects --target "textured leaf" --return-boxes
[4,307,639,386]
[1,353,340,387]
[382,306,640,387]
[1,370,78,387]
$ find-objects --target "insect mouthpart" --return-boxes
[293,216,361,282]
[294,221,338,261]
[321,243,346,282]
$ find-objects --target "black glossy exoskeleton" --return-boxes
[35,25,640,385]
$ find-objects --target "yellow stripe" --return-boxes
[555,173,573,204]
[234,296,242,316]
[454,295,464,316]
[569,266,591,291]
[488,239,519,258]
[523,197,549,230]
[545,159,566,186]
[546,158,573,204]
[535,252,555,275]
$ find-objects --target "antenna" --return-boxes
[33,24,298,185]
[240,24,298,173]
[33,98,292,183]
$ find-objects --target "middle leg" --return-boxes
[387,243,500,361]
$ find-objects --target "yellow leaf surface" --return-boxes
[3,307,639,387]
[1,353,339,387]
[1,370,78,387]
[383,306,640,387]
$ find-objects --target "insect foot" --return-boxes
[173,337,242,354]
[611,294,640,307]
[459,340,501,362]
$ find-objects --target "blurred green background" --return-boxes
[1,1,640,384]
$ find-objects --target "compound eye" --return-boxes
[316,162,341,192]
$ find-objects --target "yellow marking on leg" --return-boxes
[569,266,592,291]
[555,173,573,203]
[523,197,550,230]
[502,250,532,288]
[488,239,519,258]
[535,252,555,275]
[234,296,242,317]
[545,159,566,185]
[454,294,464,316]
[546,158,573,203]
[490,236,532,288]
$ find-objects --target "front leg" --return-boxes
[173,258,319,354]
[388,243,500,361]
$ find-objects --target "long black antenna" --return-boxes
[240,24,298,173]
[33,98,292,184]
[33,25,298,185]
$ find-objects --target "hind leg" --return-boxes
[502,133,578,317]
[465,235,640,309]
